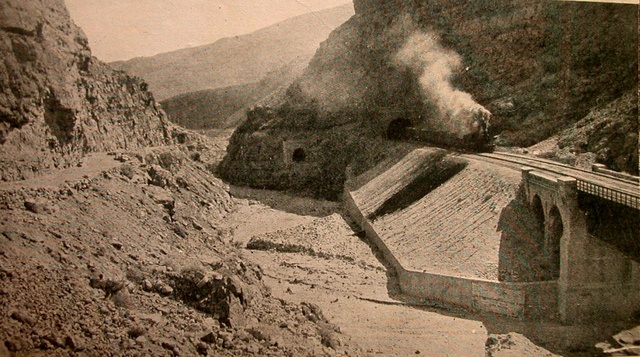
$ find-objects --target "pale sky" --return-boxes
[65,0,353,62]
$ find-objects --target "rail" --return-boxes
[493,152,638,185]
[576,180,639,209]
[469,153,640,210]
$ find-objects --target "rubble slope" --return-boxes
[0,140,359,356]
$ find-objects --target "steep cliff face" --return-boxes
[0,0,174,181]
[220,0,637,198]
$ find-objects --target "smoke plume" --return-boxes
[394,31,486,138]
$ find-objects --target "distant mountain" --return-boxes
[160,61,303,130]
[111,4,354,101]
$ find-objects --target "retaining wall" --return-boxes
[343,184,558,320]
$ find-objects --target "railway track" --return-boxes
[487,152,636,182]
[462,151,640,209]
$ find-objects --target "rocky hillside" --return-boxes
[527,88,638,174]
[111,4,355,102]
[0,140,359,356]
[555,88,638,174]
[220,0,638,199]
[0,0,175,182]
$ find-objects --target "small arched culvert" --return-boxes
[292,148,306,163]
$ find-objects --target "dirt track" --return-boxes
[222,190,489,356]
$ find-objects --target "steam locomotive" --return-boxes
[386,107,494,153]
[404,127,495,153]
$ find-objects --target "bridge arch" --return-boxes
[531,195,544,244]
[530,194,545,251]
[519,166,640,323]
[531,195,544,224]
[546,205,563,279]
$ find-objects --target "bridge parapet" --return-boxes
[522,167,575,195]
[576,180,639,209]
[522,166,639,210]
[592,163,640,183]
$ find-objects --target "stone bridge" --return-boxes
[520,165,640,323]
[345,149,640,324]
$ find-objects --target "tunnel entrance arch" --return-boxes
[546,206,563,279]
[387,118,413,140]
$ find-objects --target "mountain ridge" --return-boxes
[110,4,355,101]
[160,58,305,130]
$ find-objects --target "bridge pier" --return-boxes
[555,176,587,323]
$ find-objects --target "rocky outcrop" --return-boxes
[0,0,174,181]
[220,0,637,199]
[529,88,638,174]
[557,89,638,175]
